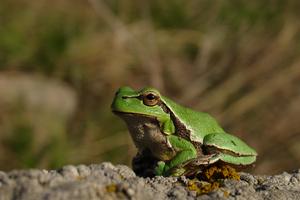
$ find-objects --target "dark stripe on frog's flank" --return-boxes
[157,100,191,140]
[204,145,255,157]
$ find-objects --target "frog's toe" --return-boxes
[191,153,220,165]
[180,153,221,169]
[171,154,221,177]
[168,167,186,177]
[155,161,166,176]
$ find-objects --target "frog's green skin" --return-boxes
[111,86,257,176]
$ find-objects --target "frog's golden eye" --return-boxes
[143,93,159,106]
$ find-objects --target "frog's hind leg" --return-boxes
[182,151,255,176]
[202,132,257,166]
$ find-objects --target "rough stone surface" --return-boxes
[0,163,299,200]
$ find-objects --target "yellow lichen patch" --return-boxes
[187,179,220,195]
[221,165,240,180]
[185,164,240,196]
[201,165,240,181]
[223,189,230,198]
[106,184,117,193]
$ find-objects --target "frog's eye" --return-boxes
[143,93,159,106]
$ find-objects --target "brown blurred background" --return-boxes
[0,0,299,175]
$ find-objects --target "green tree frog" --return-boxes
[111,86,257,177]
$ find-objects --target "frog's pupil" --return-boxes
[146,93,156,100]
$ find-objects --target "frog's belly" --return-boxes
[120,114,176,161]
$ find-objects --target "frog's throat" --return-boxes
[115,112,176,161]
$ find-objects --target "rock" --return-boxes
[0,163,299,200]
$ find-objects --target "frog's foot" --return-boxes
[167,167,187,177]
[188,153,221,166]
[154,161,166,176]
[179,153,221,177]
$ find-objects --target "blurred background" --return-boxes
[0,0,299,175]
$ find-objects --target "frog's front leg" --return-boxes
[156,135,197,176]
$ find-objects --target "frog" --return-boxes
[111,86,257,177]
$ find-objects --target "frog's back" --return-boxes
[162,97,225,143]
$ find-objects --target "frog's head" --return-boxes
[111,86,169,121]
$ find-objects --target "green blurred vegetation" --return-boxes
[0,0,299,174]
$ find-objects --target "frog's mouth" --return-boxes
[112,111,160,131]
[112,111,157,120]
